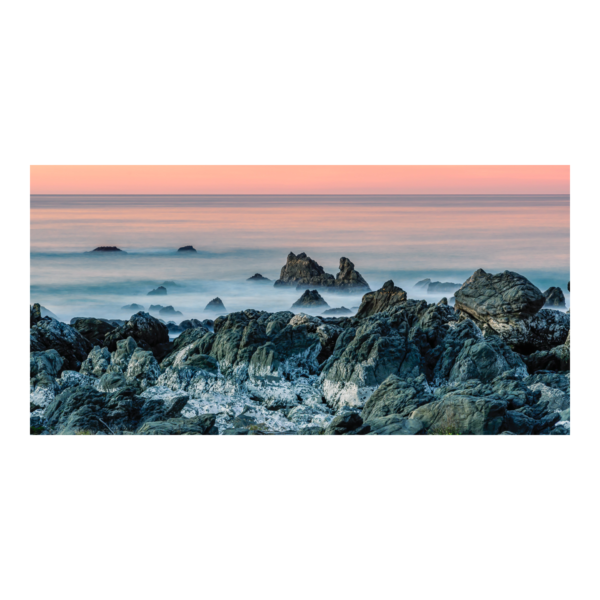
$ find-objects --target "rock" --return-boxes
[411,395,508,435]
[137,415,217,435]
[247,273,271,282]
[71,317,117,346]
[323,307,352,315]
[414,278,431,290]
[355,280,407,318]
[30,318,93,371]
[332,257,371,293]
[30,349,64,379]
[362,374,434,421]
[177,246,197,252]
[501,309,570,354]
[291,290,329,310]
[205,297,227,312]
[147,286,167,296]
[30,303,43,327]
[125,348,162,389]
[298,426,325,435]
[523,343,570,373]
[97,371,127,392]
[159,306,183,318]
[454,269,545,334]
[274,252,335,289]
[122,303,145,312]
[104,312,169,354]
[80,346,111,378]
[179,319,203,330]
[543,286,566,308]
[366,415,426,435]
[437,298,448,306]
[324,410,364,435]
[89,246,125,252]
[427,282,461,294]
[148,305,165,313]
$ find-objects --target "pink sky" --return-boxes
[30,166,569,195]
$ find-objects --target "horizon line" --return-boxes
[30,193,571,197]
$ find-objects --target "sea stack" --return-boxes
[177,246,197,252]
[247,273,271,282]
[147,286,168,296]
[291,290,329,310]
[205,297,227,312]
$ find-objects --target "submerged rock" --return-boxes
[543,286,566,308]
[89,246,125,253]
[323,307,352,315]
[355,280,407,318]
[247,273,271,282]
[147,286,167,296]
[177,246,197,252]
[291,290,329,310]
[205,297,227,313]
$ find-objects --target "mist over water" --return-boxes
[30,195,570,322]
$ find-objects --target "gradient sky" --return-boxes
[30,166,570,195]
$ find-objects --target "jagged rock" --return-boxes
[205,297,227,312]
[427,282,461,294]
[71,318,116,346]
[177,246,197,252]
[324,410,364,435]
[89,246,124,252]
[543,286,566,308]
[122,303,145,312]
[362,374,434,421]
[355,280,407,318]
[125,348,162,389]
[104,312,169,354]
[247,273,271,282]
[30,318,93,371]
[291,290,329,310]
[80,346,111,378]
[137,415,218,435]
[323,307,352,315]
[30,303,42,327]
[499,309,570,354]
[30,349,64,379]
[159,306,183,317]
[332,257,371,293]
[97,372,127,392]
[147,286,167,296]
[274,252,335,289]
[437,298,448,306]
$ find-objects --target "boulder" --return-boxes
[543,286,566,308]
[324,410,364,435]
[177,246,197,252]
[71,317,117,346]
[291,290,329,310]
[125,348,162,389]
[80,346,111,378]
[273,252,335,289]
[147,286,168,296]
[30,349,64,379]
[179,319,203,330]
[355,280,408,318]
[332,257,371,293]
[104,312,169,354]
[247,273,271,282]
[205,297,227,313]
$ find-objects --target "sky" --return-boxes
[30,166,570,195]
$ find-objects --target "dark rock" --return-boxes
[205,297,227,312]
[71,317,117,347]
[355,280,407,318]
[291,289,329,310]
[543,286,566,308]
[298,426,325,435]
[30,349,64,378]
[323,307,352,315]
[274,252,335,289]
[247,273,271,282]
[80,346,111,378]
[30,318,93,371]
[147,286,167,296]
[30,303,42,327]
[89,246,125,252]
[159,306,183,318]
[122,303,144,312]
[332,257,371,293]
[137,415,217,435]
[324,410,364,435]
[179,319,203,330]
[366,415,426,435]
[104,312,170,354]
[427,282,461,294]
[177,246,197,252]
[437,298,448,306]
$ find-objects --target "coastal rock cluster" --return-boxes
[30,266,570,436]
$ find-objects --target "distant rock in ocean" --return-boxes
[323,306,352,315]
[122,303,145,312]
[543,286,566,308]
[332,257,371,294]
[291,290,329,310]
[148,305,165,313]
[247,273,271,282]
[177,246,197,252]
[147,286,167,296]
[205,297,227,312]
[414,278,431,290]
[159,306,183,317]
[160,281,179,288]
[427,281,461,294]
[88,246,125,253]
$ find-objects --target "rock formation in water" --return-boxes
[177,246,197,252]
[247,273,271,282]
[291,290,329,310]
[159,306,183,318]
[543,286,566,308]
[89,246,125,253]
[147,286,168,296]
[333,257,371,293]
[355,280,408,318]
[427,281,461,294]
[274,252,335,289]
[414,278,431,290]
[205,297,227,312]
[122,303,145,312]
[323,307,352,315]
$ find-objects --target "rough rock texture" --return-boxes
[104,312,169,353]
[71,318,117,347]
[247,273,271,282]
[177,246,197,252]
[30,318,93,371]
[274,252,335,289]
[137,415,217,435]
[366,415,425,435]
[147,286,168,296]
[80,346,111,378]
[355,280,408,318]
[333,257,371,293]
[499,309,570,354]
[324,410,364,435]
[543,286,566,308]
[362,375,433,421]
[291,290,329,310]
[31,349,64,379]
[205,297,227,312]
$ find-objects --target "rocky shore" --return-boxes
[30,268,570,435]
